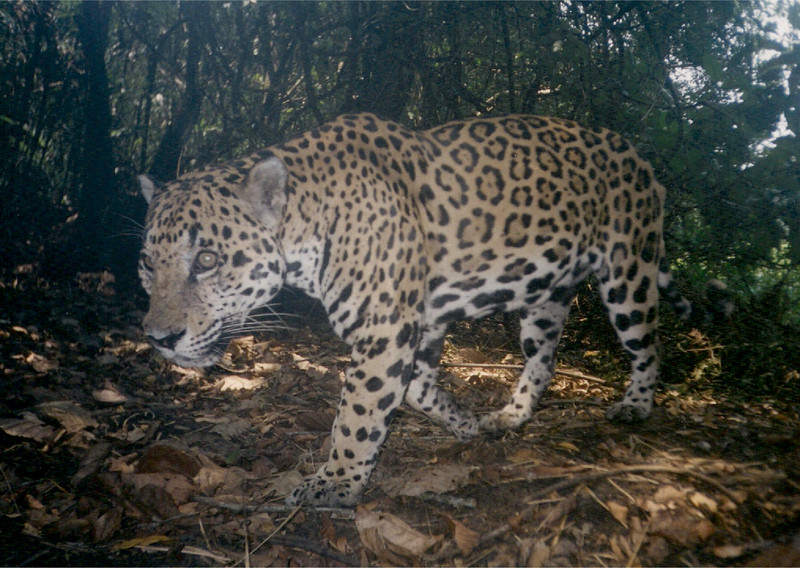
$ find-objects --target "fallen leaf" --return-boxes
[38,401,98,432]
[649,510,715,544]
[443,514,480,556]
[216,375,265,391]
[529,540,552,567]
[240,512,276,537]
[107,423,147,443]
[126,472,195,506]
[380,464,474,497]
[537,493,576,531]
[652,484,687,504]
[25,352,58,373]
[606,499,629,526]
[72,442,113,484]
[294,410,336,432]
[108,454,136,474]
[26,494,45,510]
[93,507,123,542]
[136,445,201,477]
[713,543,746,559]
[645,536,670,565]
[555,441,580,453]
[92,381,129,404]
[688,490,718,513]
[261,469,305,499]
[355,505,441,563]
[0,413,56,442]
[507,448,540,464]
[113,534,172,551]
[211,418,251,438]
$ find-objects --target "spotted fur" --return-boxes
[139,113,720,507]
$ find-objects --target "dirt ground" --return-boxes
[1,271,799,566]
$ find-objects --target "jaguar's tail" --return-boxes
[657,256,734,326]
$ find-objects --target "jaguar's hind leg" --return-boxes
[479,293,574,432]
[404,323,479,440]
[598,253,661,422]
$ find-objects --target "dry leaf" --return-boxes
[379,464,474,497]
[126,472,195,505]
[645,536,670,565]
[241,513,276,537]
[0,413,56,442]
[443,514,480,556]
[216,375,265,391]
[136,445,200,477]
[262,469,305,499]
[26,494,45,510]
[649,510,715,544]
[528,540,552,567]
[295,410,336,431]
[713,543,746,559]
[507,448,540,464]
[92,382,129,404]
[555,441,580,453]
[606,499,629,526]
[355,505,441,563]
[113,534,172,551]
[688,490,718,513]
[537,493,576,531]
[38,401,98,432]
[93,507,123,542]
[72,442,113,484]
[211,418,251,438]
[108,454,136,474]
[652,484,687,504]
[193,462,233,493]
[519,538,551,567]
[25,352,58,373]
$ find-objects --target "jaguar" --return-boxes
[138,113,727,506]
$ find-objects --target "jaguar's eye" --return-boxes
[140,254,154,272]
[194,251,218,272]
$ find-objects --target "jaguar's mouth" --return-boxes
[150,343,226,369]
[147,328,231,369]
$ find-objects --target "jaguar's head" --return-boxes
[138,156,289,367]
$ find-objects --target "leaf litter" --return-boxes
[0,273,799,566]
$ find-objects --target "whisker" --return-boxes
[217,307,296,337]
[109,212,147,240]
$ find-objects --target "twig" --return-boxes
[442,362,606,384]
[0,464,21,516]
[132,544,230,563]
[625,517,652,568]
[554,368,607,384]
[419,492,477,509]
[538,399,603,409]
[259,535,359,567]
[245,504,301,561]
[442,362,524,370]
[192,494,355,518]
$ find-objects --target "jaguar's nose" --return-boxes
[148,329,186,351]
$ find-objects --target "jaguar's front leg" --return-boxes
[287,339,413,507]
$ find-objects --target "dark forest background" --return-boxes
[2,0,799,396]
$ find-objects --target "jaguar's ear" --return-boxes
[241,156,288,228]
[138,175,160,204]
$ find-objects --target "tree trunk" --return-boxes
[74,0,116,274]
[149,2,205,181]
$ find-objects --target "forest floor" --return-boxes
[1,270,799,567]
